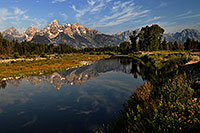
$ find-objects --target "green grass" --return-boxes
[0,53,111,80]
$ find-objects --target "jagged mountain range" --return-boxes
[2,19,121,48]
[113,29,200,44]
[163,29,200,44]
[2,20,200,47]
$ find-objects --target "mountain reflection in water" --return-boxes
[0,58,144,133]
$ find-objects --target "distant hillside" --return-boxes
[113,30,133,42]
[113,29,200,44]
[163,29,200,44]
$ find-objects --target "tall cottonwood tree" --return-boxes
[130,24,165,51]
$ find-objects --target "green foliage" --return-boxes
[13,52,20,59]
[162,38,168,50]
[0,81,6,89]
[153,77,199,132]
[40,52,48,58]
[89,51,95,55]
[119,41,132,54]
[173,41,179,50]
[184,38,199,51]
[130,30,139,51]
[137,24,164,51]
[105,77,200,132]
[0,35,76,57]
[102,54,197,132]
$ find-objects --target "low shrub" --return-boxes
[104,76,200,132]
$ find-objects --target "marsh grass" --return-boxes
[0,53,110,79]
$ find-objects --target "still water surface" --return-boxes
[0,58,145,133]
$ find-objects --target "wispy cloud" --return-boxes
[91,0,150,27]
[71,0,150,28]
[141,16,161,24]
[60,12,68,21]
[178,13,200,19]
[159,1,167,7]
[71,0,108,18]
[176,11,200,20]
[176,11,192,18]
[0,7,47,32]
[52,0,66,4]
[88,0,96,6]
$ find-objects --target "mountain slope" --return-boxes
[2,20,122,48]
[2,26,25,42]
[114,29,200,44]
[113,30,133,42]
[163,29,200,44]
[24,25,40,42]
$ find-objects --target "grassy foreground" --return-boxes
[0,53,110,80]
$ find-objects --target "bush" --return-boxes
[40,52,48,58]
[105,76,200,132]
[13,52,20,59]
[89,51,95,55]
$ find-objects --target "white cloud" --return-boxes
[13,7,26,15]
[142,16,161,23]
[88,0,96,6]
[71,5,89,18]
[52,0,66,4]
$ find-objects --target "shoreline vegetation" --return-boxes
[0,51,199,81]
[0,53,111,81]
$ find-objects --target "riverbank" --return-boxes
[1,51,199,81]
[0,54,111,81]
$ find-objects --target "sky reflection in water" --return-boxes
[0,58,144,133]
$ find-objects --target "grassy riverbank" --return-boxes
[1,51,199,81]
[0,53,111,80]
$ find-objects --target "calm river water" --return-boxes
[0,58,145,133]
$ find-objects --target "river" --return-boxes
[0,58,145,133]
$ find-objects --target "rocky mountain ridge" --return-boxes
[113,29,200,44]
[3,21,200,47]
[2,19,121,48]
[163,29,200,44]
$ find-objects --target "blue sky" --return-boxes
[0,0,199,34]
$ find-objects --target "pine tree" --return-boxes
[130,30,138,51]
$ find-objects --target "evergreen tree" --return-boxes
[184,38,191,50]
[168,42,173,50]
[119,41,132,54]
[162,38,168,50]
[130,30,138,51]
[173,41,178,51]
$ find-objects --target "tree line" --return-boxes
[119,24,200,54]
[0,32,118,58]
